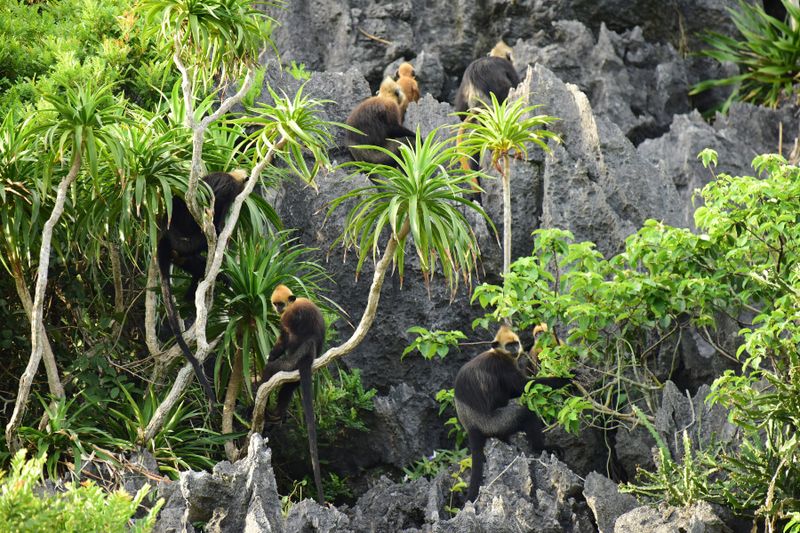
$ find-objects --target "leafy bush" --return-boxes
[0,450,163,533]
[691,0,800,111]
[412,151,800,528]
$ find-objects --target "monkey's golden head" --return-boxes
[490,40,514,63]
[271,284,296,315]
[377,76,406,106]
[397,62,416,79]
[229,168,248,182]
[532,322,548,339]
[491,325,521,357]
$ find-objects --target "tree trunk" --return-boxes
[5,155,81,452]
[223,349,243,461]
[502,154,512,278]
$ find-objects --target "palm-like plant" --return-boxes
[457,93,559,279]
[5,81,126,452]
[335,128,491,292]
[691,0,800,111]
[249,129,491,436]
[139,0,274,80]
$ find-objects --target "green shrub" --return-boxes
[0,450,163,533]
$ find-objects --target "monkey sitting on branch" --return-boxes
[257,284,326,504]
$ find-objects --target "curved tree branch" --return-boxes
[5,154,80,451]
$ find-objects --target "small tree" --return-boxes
[137,0,337,441]
[457,92,559,283]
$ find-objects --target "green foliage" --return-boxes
[697,148,718,169]
[0,0,166,112]
[455,93,560,170]
[402,447,470,515]
[402,327,466,360]
[435,388,466,448]
[403,448,469,481]
[330,128,492,294]
[520,382,588,435]
[18,394,113,479]
[0,450,162,533]
[622,430,722,507]
[139,0,275,77]
[0,110,42,274]
[691,0,800,111]
[39,80,127,177]
[287,60,311,81]
[239,85,336,186]
[102,386,227,478]
[295,367,377,443]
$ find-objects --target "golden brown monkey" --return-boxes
[345,77,414,168]
[525,323,564,375]
[395,62,420,119]
[259,284,325,503]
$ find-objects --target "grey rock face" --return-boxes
[269,0,739,102]
[614,380,739,481]
[434,441,595,533]
[637,103,798,229]
[615,501,733,533]
[370,383,446,468]
[520,64,682,256]
[153,434,282,533]
[584,472,639,533]
[514,21,691,144]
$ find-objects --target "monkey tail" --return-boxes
[298,353,324,504]
[157,240,218,412]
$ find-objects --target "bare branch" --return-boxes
[144,255,161,358]
[5,155,80,451]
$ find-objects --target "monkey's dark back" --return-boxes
[345,98,403,144]
[455,57,520,114]
[454,350,526,414]
[282,298,325,351]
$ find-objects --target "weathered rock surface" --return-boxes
[269,0,740,103]
[155,438,601,532]
[583,472,639,533]
[152,434,282,533]
[614,380,740,481]
[615,501,733,533]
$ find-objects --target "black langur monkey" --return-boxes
[157,169,247,409]
[260,284,326,504]
[345,76,415,169]
[454,325,570,502]
[455,40,520,116]
[455,40,521,174]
